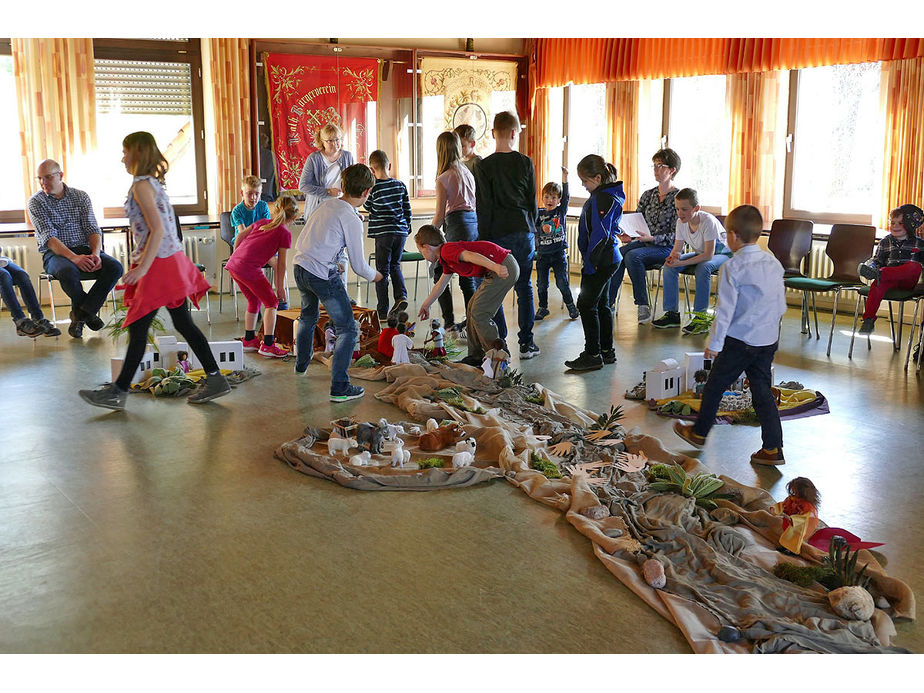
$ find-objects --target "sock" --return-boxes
[244,330,256,341]
[263,335,275,346]
[207,369,220,376]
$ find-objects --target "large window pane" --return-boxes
[636,79,665,200]
[0,54,25,214]
[94,59,198,209]
[668,75,729,208]
[790,63,882,215]
[566,83,606,176]
[544,86,564,187]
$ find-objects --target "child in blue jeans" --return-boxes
[535,167,578,321]
[0,251,60,337]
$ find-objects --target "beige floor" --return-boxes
[0,283,921,653]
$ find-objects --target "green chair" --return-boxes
[363,251,426,305]
[848,281,924,359]
[784,223,875,357]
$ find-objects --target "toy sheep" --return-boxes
[355,422,387,455]
[327,436,354,457]
[451,450,474,468]
[425,418,439,432]
[455,437,477,455]
[418,423,466,452]
[378,418,405,441]
[391,438,411,468]
[408,425,422,437]
[349,451,372,467]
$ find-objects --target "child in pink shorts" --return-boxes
[225,196,296,357]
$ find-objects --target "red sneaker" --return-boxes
[259,342,289,358]
[241,337,260,352]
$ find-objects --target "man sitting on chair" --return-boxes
[28,159,123,338]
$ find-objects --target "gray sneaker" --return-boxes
[14,317,44,337]
[79,383,127,411]
[36,318,62,337]
[637,305,652,323]
[187,373,232,404]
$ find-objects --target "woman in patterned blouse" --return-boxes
[608,148,681,323]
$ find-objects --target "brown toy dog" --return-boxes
[417,423,465,452]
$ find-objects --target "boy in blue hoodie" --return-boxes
[535,167,579,321]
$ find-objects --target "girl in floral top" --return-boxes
[607,148,681,322]
[78,132,232,410]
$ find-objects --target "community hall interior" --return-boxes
[1,34,922,655]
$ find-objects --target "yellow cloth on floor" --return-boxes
[655,387,818,417]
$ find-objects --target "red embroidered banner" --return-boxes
[263,53,379,190]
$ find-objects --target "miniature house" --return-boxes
[645,358,684,400]
[152,335,244,371]
[110,350,155,385]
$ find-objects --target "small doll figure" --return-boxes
[391,322,414,365]
[377,316,399,360]
[397,311,415,338]
[693,369,708,398]
[423,318,446,357]
[324,325,337,353]
[176,350,191,374]
[482,339,511,379]
[352,319,363,360]
[770,477,820,555]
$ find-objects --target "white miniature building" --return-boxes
[153,335,244,371]
[645,358,684,400]
[110,350,155,385]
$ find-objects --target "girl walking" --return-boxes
[79,132,231,410]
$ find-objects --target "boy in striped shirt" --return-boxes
[364,150,412,319]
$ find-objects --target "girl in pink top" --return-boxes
[226,196,295,358]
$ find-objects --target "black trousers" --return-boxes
[577,266,616,355]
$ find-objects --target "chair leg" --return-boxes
[897,302,905,350]
[682,274,691,314]
[888,302,897,350]
[46,278,57,325]
[848,294,862,358]
[811,292,820,340]
[205,288,211,325]
[826,289,842,357]
[233,278,239,321]
[904,299,921,371]
[800,291,809,335]
[413,259,421,302]
[651,268,662,317]
[219,266,224,313]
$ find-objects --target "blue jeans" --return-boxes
[373,233,407,316]
[294,264,358,393]
[607,241,671,307]
[42,246,123,316]
[536,250,574,309]
[491,232,535,347]
[0,261,43,322]
[692,337,783,451]
[435,210,478,325]
[661,248,732,312]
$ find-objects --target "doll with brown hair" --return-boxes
[771,477,820,554]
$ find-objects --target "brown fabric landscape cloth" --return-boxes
[274,360,915,653]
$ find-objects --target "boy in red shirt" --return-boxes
[415,224,518,367]
[377,316,399,360]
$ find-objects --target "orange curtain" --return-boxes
[607,81,639,209]
[726,71,785,222]
[880,57,924,228]
[202,38,253,214]
[530,87,550,204]
[12,38,97,212]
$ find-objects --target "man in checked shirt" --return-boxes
[28,159,123,339]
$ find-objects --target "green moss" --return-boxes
[417,458,445,469]
[773,562,834,588]
[529,453,562,479]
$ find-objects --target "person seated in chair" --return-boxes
[28,159,123,339]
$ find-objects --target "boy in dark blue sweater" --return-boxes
[535,167,578,320]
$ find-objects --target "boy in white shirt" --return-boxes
[652,188,732,333]
[292,164,383,401]
[673,205,788,466]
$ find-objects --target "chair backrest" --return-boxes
[715,214,727,228]
[825,223,876,282]
[767,218,814,276]
[219,211,234,249]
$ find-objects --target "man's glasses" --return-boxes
[36,172,62,182]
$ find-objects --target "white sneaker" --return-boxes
[637,305,652,323]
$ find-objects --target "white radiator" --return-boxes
[1,243,30,268]
[182,231,217,285]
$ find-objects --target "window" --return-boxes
[666,75,730,211]
[786,63,883,222]
[635,79,666,200]
[92,39,206,216]
[565,83,606,179]
[0,41,25,222]
[544,86,564,184]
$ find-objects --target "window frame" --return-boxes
[0,38,24,223]
[92,38,207,218]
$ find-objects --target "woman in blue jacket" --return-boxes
[566,154,625,372]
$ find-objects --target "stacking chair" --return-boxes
[173,209,211,324]
[363,251,426,305]
[37,272,118,326]
[783,223,875,356]
[767,219,815,333]
[613,264,664,318]
[848,277,924,359]
[905,292,924,372]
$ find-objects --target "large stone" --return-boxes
[828,586,875,621]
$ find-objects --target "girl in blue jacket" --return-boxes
[566,155,625,372]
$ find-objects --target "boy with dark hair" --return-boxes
[535,166,578,321]
[363,149,411,320]
[474,111,541,359]
[292,163,383,401]
[454,124,482,177]
[673,204,788,466]
[415,224,518,367]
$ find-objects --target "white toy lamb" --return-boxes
[349,451,372,467]
[391,438,411,467]
[327,436,354,457]
[378,418,405,441]
[452,451,474,468]
[455,437,476,455]
[425,418,439,432]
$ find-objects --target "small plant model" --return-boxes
[529,452,562,479]
[497,368,524,389]
[105,301,165,346]
[822,536,872,591]
[134,366,197,396]
[772,562,833,588]
[432,387,484,414]
[684,310,714,335]
[525,385,544,405]
[352,354,377,368]
[646,463,736,510]
[658,401,694,416]
[590,405,625,431]
[417,457,445,469]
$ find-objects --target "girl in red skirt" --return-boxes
[79,131,232,410]
[225,195,294,358]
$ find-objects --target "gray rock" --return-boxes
[828,586,875,621]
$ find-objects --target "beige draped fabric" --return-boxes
[726,71,785,221]
[880,57,924,228]
[13,38,97,213]
[202,38,253,214]
[606,81,640,210]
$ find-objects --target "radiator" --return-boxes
[182,231,217,285]
[1,243,30,268]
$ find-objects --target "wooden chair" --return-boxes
[767,218,815,333]
[783,223,875,356]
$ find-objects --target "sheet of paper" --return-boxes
[618,212,651,239]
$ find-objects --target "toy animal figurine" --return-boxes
[327,436,354,457]
[355,422,388,455]
[407,425,422,437]
[349,451,372,467]
[425,418,439,432]
[324,326,337,353]
[378,418,405,441]
[418,423,466,452]
[451,450,474,468]
[391,438,411,468]
[455,437,477,455]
